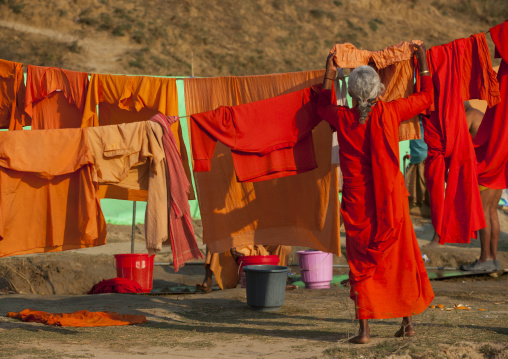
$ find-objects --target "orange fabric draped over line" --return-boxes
[415,33,500,244]
[184,70,341,256]
[82,73,194,200]
[330,40,423,141]
[7,309,147,327]
[24,65,89,129]
[0,59,29,130]
[0,128,106,257]
[474,21,508,189]
[317,76,435,319]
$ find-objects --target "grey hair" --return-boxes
[348,65,385,124]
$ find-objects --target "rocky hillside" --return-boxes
[0,0,506,76]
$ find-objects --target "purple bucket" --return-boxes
[297,250,333,289]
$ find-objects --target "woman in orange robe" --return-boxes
[317,45,434,343]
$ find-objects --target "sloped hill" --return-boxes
[0,0,506,76]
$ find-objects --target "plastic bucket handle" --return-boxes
[300,253,331,272]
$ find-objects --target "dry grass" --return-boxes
[0,0,506,76]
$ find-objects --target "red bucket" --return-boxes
[114,254,155,293]
[237,255,279,288]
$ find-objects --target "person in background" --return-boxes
[318,44,434,344]
[405,118,431,218]
[461,101,502,272]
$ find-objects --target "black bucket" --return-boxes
[243,265,289,311]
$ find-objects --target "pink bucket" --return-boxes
[297,250,333,289]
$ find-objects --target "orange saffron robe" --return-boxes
[318,76,435,319]
[24,65,89,129]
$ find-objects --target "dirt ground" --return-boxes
[1,212,507,358]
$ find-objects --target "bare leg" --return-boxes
[394,316,416,337]
[489,190,503,261]
[349,319,370,344]
[196,247,213,292]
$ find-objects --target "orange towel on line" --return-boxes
[6,309,147,327]
[205,245,291,289]
[317,76,435,319]
[415,33,500,244]
[83,73,194,200]
[0,59,29,130]
[0,128,106,257]
[184,70,341,256]
[330,40,423,141]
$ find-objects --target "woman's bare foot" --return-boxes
[349,319,370,344]
[394,316,416,337]
[423,232,440,248]
[196,266,213,293]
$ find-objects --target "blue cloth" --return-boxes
[409,120,427,164]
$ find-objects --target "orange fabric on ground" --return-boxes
[317,76,435,319]
[206,245,291,289]
[6,309,147,327]
[83,74,194,200]
[0,128,106,257]
[0,59,29,130]
[330,41,423,140]
[184,70,341,256]
[24,65,89,129]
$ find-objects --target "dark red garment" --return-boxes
[88,277,144,294]
[415,33,499,244]
[190,85,327,182]
[318,76,434,320]
[474,21,508,189]
[149,114,204,271]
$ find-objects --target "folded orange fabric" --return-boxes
[184,70,341,256]
[0,128,106,257]
[6,309,147,327]
[25,65,89,129]
[330,41,423,140]
[83,73,194,200]
[0,59,29,130]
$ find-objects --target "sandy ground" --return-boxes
[0,212,507,358]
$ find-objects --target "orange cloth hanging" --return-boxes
[0,59,29,130]
[24,65,89,129]
[83,74,194,200]
[185,70,341,256]
[330,41,423,141]
[0,128,106,257]
[415,33,499,244]
[6,309,147,327]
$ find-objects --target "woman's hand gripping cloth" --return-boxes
[190,85,325,182]
[82,73,194,200]
[24,65,89,129]
[474,21,508,189]
[0,128,106,257]
[415,33,500,244]
[86,121,171,254]
[6,309,147,327]
[0,59,29,130]
[184,70,342,256]
[330,40,424,141]
[150,114,203,271]
[317,76,435,319]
